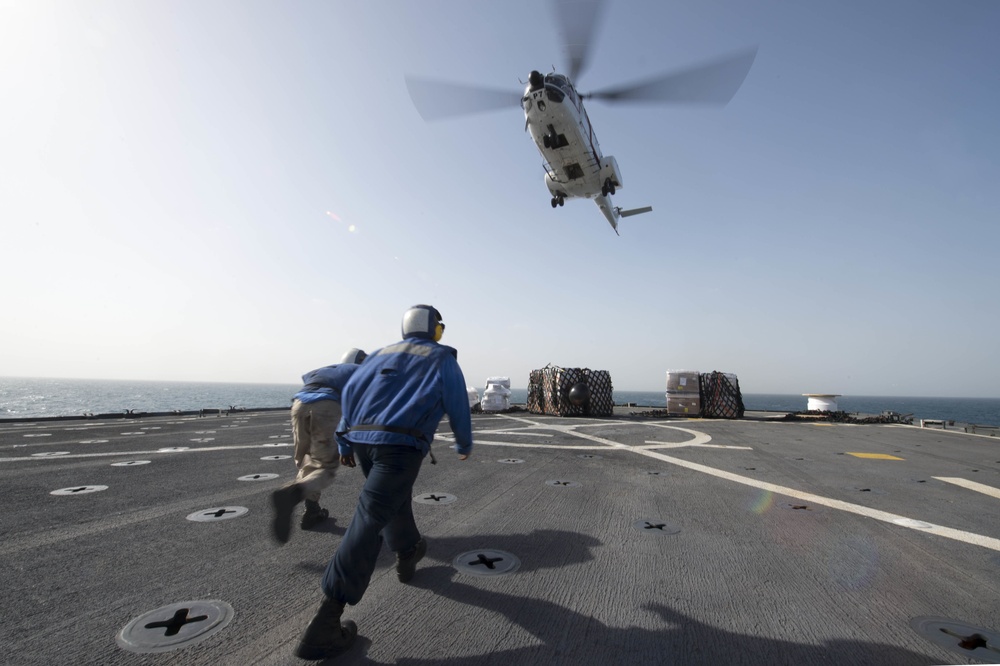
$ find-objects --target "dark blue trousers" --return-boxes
[321,443,424,604]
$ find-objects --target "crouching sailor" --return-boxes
[271,347,367,544]
[294,304,474,661]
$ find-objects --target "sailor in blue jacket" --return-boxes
[294,305,473,661]
[270,348,367,545]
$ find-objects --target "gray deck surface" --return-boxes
[1,409,998,665]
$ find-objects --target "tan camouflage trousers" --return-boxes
[290,399,342,502]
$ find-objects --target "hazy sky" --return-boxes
[2,0,998,397]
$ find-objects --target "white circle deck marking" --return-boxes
[32,451,70,457]
[116,600,234,653]
[453,550,520,577]
[51,485,109,495]
[112,460,151,466]
[238,473,279,481]
[186,507,249,522]
[909,616,1000,661]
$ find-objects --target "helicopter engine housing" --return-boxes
[544,171,565,197]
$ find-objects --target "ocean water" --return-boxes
[2,377,998,426]
[0,377,299,419]
[528,390,1000,426]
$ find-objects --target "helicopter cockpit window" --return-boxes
[545,74,569,90]
[544,73,571,104]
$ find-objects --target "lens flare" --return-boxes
[749,489,775,515]
[326,211,357,233]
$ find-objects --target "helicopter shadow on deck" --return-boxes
[334,564,941,666]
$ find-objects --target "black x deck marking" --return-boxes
[144,608,209,637]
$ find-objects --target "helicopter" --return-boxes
[404,0,757,234]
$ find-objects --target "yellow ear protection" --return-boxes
[402,304,446,341]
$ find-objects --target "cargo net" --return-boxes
[527,364,614,417]
[699,371,745,419]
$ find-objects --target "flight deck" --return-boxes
[1,409,998,664]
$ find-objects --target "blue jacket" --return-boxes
[336,338,473,456]
[294,364,359,404]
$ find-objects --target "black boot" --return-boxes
[396,537,427,583]
[295,597,358,660]
[271,484,304,544]
[300,499,329,529]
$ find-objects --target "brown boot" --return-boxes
[300,500,329,529]
[294,597,358,660]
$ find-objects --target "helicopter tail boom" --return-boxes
[594,198,654,235]
[594,195,620,235]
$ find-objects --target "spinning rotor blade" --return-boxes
[404,75,523,121]
[584,47,757,105]
[553,0,607,83]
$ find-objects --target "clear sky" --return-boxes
[2,0,998,397]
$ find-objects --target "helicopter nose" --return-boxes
[529,70,544,91]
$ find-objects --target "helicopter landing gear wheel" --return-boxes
[603,178,616,196]
[543,135,550,149]
[551,197,558,208]
[551,195,565,208]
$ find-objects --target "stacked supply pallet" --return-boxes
[666,369,702,416]
[481,377,512,412]
[700,371,745,419]
[527,364,614,417]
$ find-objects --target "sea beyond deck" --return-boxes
[1,408,998,665]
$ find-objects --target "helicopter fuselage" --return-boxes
[522,72,625,231]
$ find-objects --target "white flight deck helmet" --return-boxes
[340,348,368,364]
[401,304,445,342]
